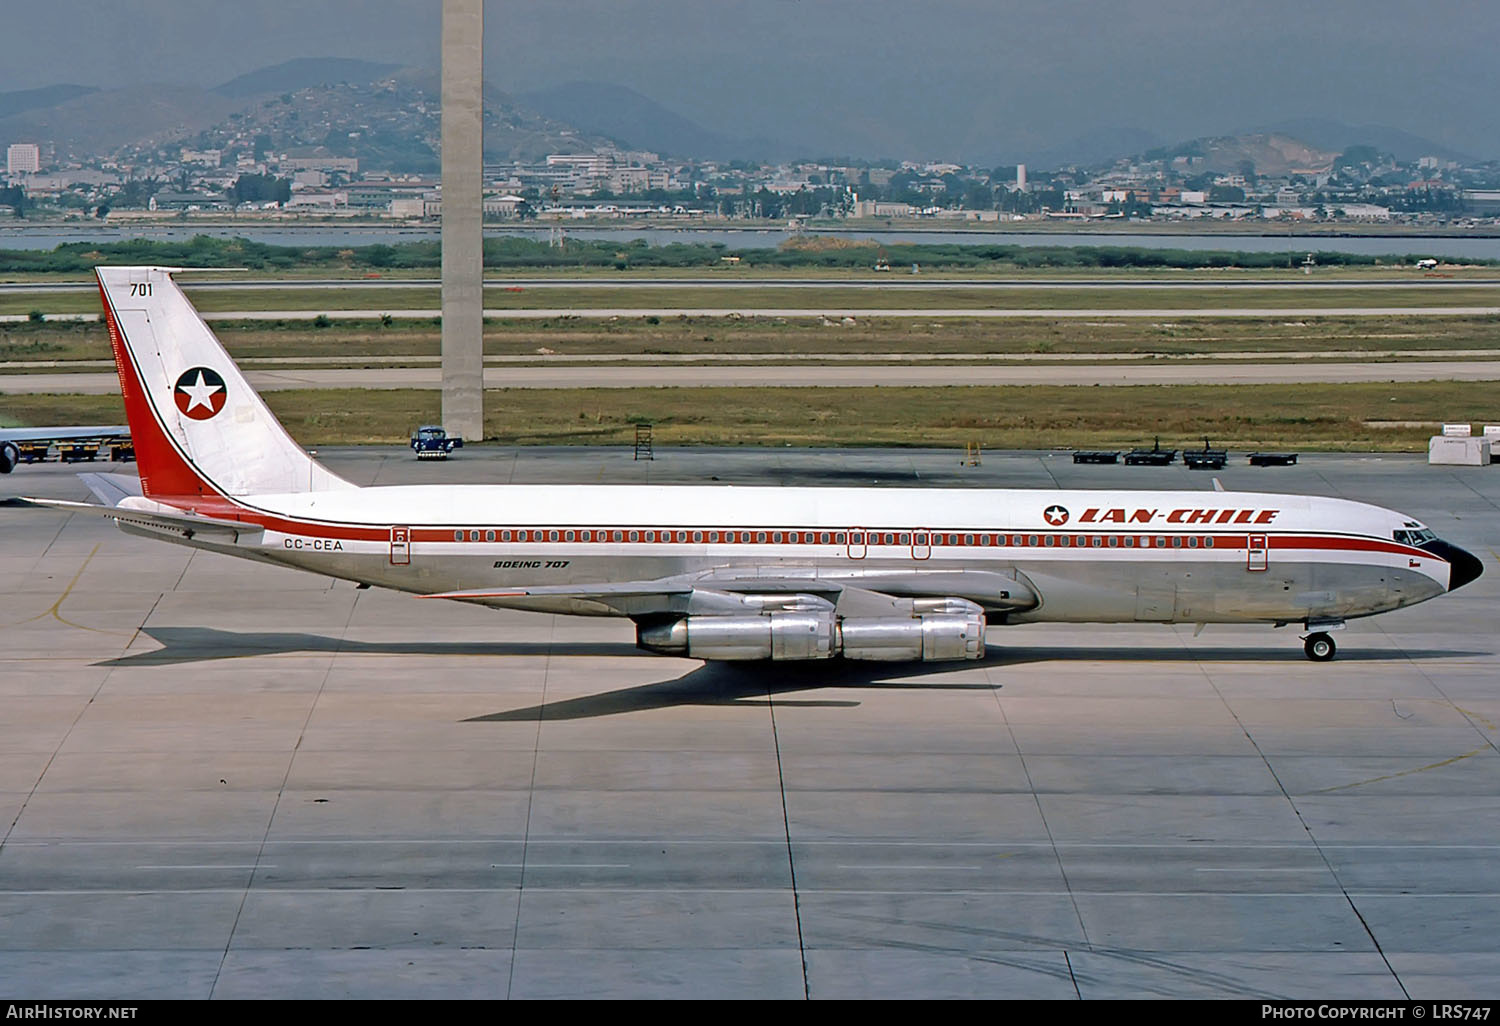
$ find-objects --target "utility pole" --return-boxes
[441,0,484,442]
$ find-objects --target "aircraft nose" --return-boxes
[1422,540,1485,592]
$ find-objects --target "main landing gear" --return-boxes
[1303,632,1337,662]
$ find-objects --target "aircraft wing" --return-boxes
[421,577,699,616]
[422,567,1035,616]
[424,579,694,602]
[0,425,131,443]
[15,496,264,543]
[1,426,131,473]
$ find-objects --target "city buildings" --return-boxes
[1,118,1495,228]
[6,143,40,176]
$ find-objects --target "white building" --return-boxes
[852,198,917,218]
[1152,204,1255,220]
[281,148,358,174]
[389,197,426,219]
[1331,203,1391,220]
[284,189,346,211]
[930,209,1000,222]
[6,143,40,176]
[1260,206,1317,220]
[482,193,527,217]
[1462,190,1500,215]
[607,166,671,193]
[545,152,613,184]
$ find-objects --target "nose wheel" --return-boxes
[1303,632,1337,662]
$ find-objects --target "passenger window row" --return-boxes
[445,529,1223,548]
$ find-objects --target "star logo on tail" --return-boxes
[173,367,227,421]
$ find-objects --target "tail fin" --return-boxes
[96,266,353,501]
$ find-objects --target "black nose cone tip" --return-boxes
[1423,540,1485,592]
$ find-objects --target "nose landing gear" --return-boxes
[1292,618,1346,662]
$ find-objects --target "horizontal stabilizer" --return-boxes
[77,472,144,507]
[18,496,264,542]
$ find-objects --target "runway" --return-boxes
[6,306,1500,325]
[7,359,1500,394]
[4,277,1497,292]
[9,347,1498,373]
[1,447,1497,998]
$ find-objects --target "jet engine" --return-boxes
[636,596,986,662]
[838,597,986,662]
[638,610,838,661]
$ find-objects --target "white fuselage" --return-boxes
[122,482,1449,625]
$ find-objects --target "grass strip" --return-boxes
[3,381,1490,451]
[7,314,1500,365]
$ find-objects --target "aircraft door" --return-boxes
[847,528,867,560]
[390,526,411,566]
[1247,533,1268,572]
[912,529,932,561]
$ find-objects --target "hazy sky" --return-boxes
[6,0,1498,161]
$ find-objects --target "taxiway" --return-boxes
[1,447,1497,998]
[6,358,1500,394]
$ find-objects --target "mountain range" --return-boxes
[0,84,99,121]
[1254,119,1475,165]
[0,59,1483,173]
[0,59,608,170]
[516,81,795,162]
[212,58,401,100]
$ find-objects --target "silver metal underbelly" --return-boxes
[250,545,1440,625]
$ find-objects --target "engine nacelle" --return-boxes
[637,598,986,662]
[838,605,986,662]
[638,610,837,660]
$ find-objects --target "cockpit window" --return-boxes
[1394,528,1437,546]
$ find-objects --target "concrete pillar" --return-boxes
[441,0,484,441]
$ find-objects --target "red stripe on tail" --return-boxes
[96,273,223,504]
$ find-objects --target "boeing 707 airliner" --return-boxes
[21,267,1483,663]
